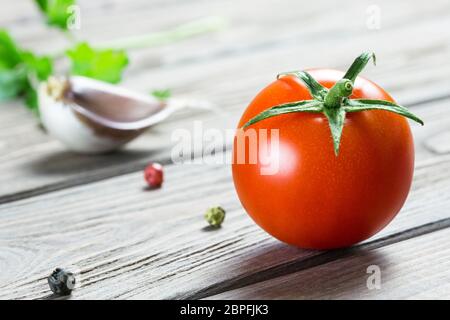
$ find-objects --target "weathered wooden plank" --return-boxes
[1,4,450,200]
[0,98,449,299]
[208,227,450,300]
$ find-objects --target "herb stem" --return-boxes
[51,16,227,59]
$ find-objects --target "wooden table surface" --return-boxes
[1,0,450,299]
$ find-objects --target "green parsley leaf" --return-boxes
[20,52,53,81]
[0,30,23,69]
[21,53,53,111]
[151,89,171,101]
[34,0,76,30]
[0,67,27,101]
[24,84,40,111]
[66,42,129,84]
[0,29,53,112]
[35,0,48,11]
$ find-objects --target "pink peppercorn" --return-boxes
[144,163,164,188]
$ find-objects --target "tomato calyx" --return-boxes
[243,52,424,155]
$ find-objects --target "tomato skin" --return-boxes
[232,69,414,249]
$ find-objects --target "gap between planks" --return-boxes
[1,121,450,299]
[206,225,450,299]
[1,92,449,207]
[189,218,450,299]
[1,0,450,299]
[0,0,445,200]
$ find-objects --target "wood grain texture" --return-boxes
[1,0,450,200]
[1,0,450,300]
[208,227,450,300]
[0,99,450,299]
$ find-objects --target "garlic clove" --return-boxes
[67,76,166,130]
[39,77,140,154]
[38,76,215,154]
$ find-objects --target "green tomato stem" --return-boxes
[323,79,353,109]
[242,52,424,156]
[343,52,376,82]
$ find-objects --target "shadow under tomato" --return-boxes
[220,243,389,299]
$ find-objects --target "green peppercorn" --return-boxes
[48,268,76,296]
[205,206,226,228]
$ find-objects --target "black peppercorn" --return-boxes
[48,268,76,295]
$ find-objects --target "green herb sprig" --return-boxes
[35,0,76,31]
[0,0,226,115]
[0,30,53,111]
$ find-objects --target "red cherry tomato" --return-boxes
[232,69,414,249]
